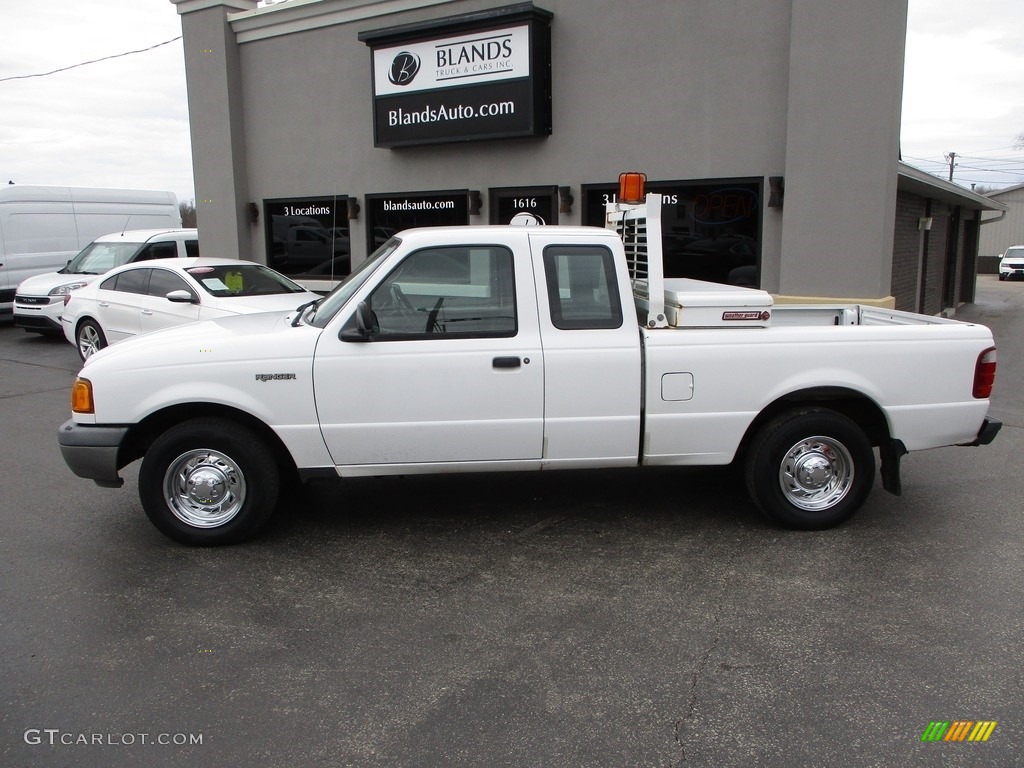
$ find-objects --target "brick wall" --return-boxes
[892,190,984,314]
[921,205,950,316]
[891,191,925,311]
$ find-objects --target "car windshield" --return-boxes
[1005,248,1024,259]
[64,242,144,274]
[308,237,401,328]
[184,264,309,297]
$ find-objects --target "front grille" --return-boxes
[14,295,53,306]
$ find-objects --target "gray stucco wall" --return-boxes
[173,0,907,300]
[779,0,906,298]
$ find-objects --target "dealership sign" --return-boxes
[360,4,552,148]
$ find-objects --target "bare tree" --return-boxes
[178,199,197,228]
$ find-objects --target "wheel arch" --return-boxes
[74,314,100,334]
[119,403,299,483]
[738,387,892,457]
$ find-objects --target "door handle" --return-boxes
[492,356,521,369]
[141,309,153,316]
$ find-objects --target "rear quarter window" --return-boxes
[102,269,150,294]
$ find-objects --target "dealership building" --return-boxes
[170,0,1004,313]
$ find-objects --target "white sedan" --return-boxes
[62,257,319,360]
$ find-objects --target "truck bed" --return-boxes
[769,304,964,327]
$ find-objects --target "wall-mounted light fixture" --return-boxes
[468,190,483,216]
[767,176,785,208]
[247,202,259,224]
[558,186,574,214]
[347,196,360,220]
[918,216,933,231]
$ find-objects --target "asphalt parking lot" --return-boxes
[2,276,1022,768]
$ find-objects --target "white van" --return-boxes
[0,185,181,318]
[15,229,199,334]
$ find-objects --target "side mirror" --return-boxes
[166,290,198,304]
[340,300,373,342]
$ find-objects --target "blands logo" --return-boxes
[372,24,530,97]
[388,52,420,86]
[921,720,997,742]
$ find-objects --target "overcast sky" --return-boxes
[2,0,1023,204]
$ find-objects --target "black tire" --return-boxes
[76,319,107,361]
[744,408,874,530]
[998,274,1006,281]
[138,418,280,545]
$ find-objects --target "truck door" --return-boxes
[529,233,642,465]
[313,242,545,468]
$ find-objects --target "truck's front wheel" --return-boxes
[139,418,280,545]
[745,408,874,530]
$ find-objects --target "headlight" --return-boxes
[49,282,88,296]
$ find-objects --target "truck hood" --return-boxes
[211,291,318,315]
[81,310,321,372]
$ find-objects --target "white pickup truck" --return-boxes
[58,186,1001,545]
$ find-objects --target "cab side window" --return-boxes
[543,245,623,330]
[185,240,200,257]
[367,246,516,339]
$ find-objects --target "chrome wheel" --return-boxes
[778,435,854,511]
[746,408,874,529]
[163,449,247,528]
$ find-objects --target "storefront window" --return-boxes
[365,190,470,254]
[489,185,558,225]
[263,196,351,280]
[583,179,761,287]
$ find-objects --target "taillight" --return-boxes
[973,347,997,399]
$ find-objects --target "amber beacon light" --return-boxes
[618,172,647,204]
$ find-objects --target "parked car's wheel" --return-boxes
[745,408,874,530]
[139,418,280,545]
[76,319,107,361]
[998,273,1006,281]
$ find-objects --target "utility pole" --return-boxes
[945,152,958,182]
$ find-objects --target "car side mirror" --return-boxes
[166,290,198,304]
[340,300,373,342]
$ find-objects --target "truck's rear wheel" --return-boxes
[745,408,874,529]
[139,418,279,545]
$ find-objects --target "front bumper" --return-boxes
[14,296,64,333]
[57,419,129,488]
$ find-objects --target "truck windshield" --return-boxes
[62,242,144,274]
[307,237,401,328]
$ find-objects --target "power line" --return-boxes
[0,37,182,83]
[956,163,1024,176]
